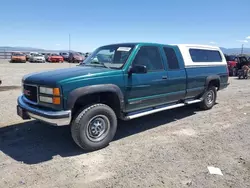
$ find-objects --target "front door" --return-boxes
[125,46,169,112]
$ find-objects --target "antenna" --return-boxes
[241,44,244,55]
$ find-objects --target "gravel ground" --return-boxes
[0,59,250,188]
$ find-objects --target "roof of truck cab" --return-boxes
[101,43,220,49]
[101,42,164,46]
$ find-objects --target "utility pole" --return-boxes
[69,33,71,53]
[69,33,71,67]
[241,44,244,55]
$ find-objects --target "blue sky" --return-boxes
[0,0,250,52]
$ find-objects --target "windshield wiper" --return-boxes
[89,61,110,69]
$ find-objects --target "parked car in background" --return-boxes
[84,52,91,58]
[48,53,64,63]
[59,52,69,61]
[68,52,84,63]
[29,53,46,63]
[78,52,84,56]
[44,53,52,61]
[17,42,229,151]
[26,52,39,61]
[224,54,237,76]
[10,52,26,63]
[236,55,250,72]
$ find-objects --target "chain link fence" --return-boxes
[0,51,13,59]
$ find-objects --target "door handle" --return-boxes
[162,76,168,79]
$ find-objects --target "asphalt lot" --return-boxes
[0,59,250,188]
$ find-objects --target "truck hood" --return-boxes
[23,66,115,86]
[12,56,25,59]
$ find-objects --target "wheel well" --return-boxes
[208,79,220,90]
[72,92,121,118]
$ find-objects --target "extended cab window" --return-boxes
[133,46,163,71]
[189,49,222,62]
[163,47,180,69]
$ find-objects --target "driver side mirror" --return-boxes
[128,65,147,75]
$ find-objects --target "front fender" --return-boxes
[66,84,125,110]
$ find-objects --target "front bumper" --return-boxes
[50,59,63,62]
[12,59,26,62]
[17,95,71,126]
[33,59,45,62]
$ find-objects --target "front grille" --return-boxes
[23,84,38,103]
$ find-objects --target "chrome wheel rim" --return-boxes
[86,115,110,142]
[206,90,214,105]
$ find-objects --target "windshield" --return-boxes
[34,54,43,57]
[13,53,25,56]
[239,57,248,62]
[81,44,134,69]
[225,55,236,61]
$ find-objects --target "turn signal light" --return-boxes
[53,88,60,96]
[53,97,61,105]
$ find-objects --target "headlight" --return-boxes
[40,87,53,94]
[39,87,60,95]
[39,96,61,104]
[39,96,53,103]
[39,87,61,104]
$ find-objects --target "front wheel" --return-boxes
[199,86,217,110]
[71,104,117,151]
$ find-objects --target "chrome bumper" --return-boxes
[17,96,71,126]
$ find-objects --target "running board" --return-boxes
[125,99,202,120]
[184,99,202,104]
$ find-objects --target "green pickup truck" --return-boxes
[17,42,229,151]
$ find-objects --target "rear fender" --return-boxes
[205,75,221,90]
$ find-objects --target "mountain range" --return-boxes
[0,46,250,55]
[0,46,81,53]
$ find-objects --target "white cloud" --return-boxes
[236,40,248,43]
[209,41,217,44]
[246,36,250,39]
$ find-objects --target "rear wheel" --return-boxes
[199,86,217,110]
[71,104,117,151]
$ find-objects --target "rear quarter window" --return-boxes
[189,49,222,62]
[163,47,180,69]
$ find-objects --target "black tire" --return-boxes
[199,86,217,110]
[71,104,117,151]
